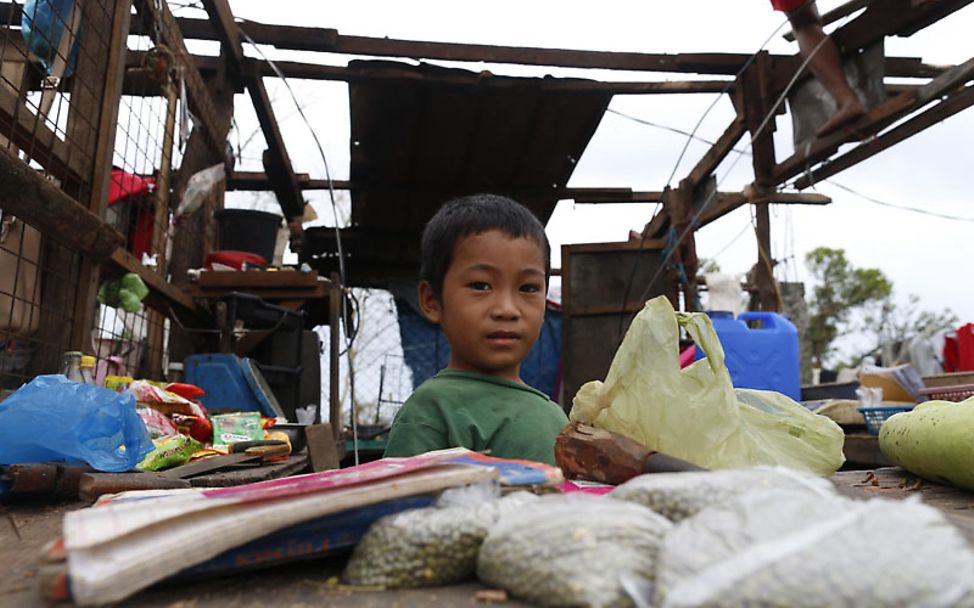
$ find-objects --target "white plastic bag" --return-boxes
[571,296,845,475]
[611,466,834,522]
[655,489,974,608]
[477,494,672,608]
[343,483,535,588]
[175,163,225,218]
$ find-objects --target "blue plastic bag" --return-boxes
[0,375,153,472]
[21,0,81,77]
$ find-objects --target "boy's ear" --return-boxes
[417,281,442,324]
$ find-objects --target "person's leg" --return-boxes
[787,2,865,136]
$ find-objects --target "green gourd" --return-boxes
[878,397,974,490]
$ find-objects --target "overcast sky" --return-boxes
[213,1,974,345]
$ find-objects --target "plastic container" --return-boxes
[215,209,282,262]
[858,405,913,436]
[696,311,801,401]
[80,355,96,385]
[61,351,84,383]
[184,353,285,418]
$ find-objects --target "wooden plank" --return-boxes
[0,147,124,259]
[843,433,893,468]
[71,0,133,352]
[831,467,974,543]
[773,54,974,186]
[782,0,872,42]
[329,273,342,434]
[793,83,974,189]
[200,0,244,72]
[110,248,199,314]
[686,116,747,186]
[132,0,225,156]
[198,269,321,289]
[245,74,305,222]
[0,86,87,186]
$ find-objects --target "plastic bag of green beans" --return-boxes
[343,483,536,588]
[611,465,834,522]
[654,489,974,608]
[477,494,673,608]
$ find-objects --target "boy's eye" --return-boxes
[520,283,543,294]
[468,281,490,291]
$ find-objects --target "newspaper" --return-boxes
[65,448,495,605]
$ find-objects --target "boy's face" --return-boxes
[419,230,547,383]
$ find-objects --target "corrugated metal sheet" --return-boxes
[304,60,611,286]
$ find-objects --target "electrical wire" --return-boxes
[820,179,974,222]
[630,23,840,314]
[612,15,790,334]
[237,22,360,464]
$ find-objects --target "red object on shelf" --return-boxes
[108,169,155,205]
[165,382,206,400]
[204,251,269,270]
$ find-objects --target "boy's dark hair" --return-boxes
[420,193,550,297]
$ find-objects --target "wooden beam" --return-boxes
[245,75,305,222]
[70,0,133,352]
[686,116,747,186]
[226,56,736,92]
[793,83,974,189]
[0,147,124,260]
[698,192,749,227]
[773,53,974,186]
[753,192,832,205]
[200,0,244,73]
[570,189,665,203]
[783,0,873,42]
[132,0,226,156]
[0,85,87,186]
[110,249,199,314]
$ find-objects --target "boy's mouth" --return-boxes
[486,331,520,344]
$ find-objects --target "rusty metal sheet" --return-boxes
[305,60,611,286]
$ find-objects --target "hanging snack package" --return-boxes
[655,489,974,608]
[571,296,845,475]
[211,412,263,447]
[611,465,834,522]
[136,434,202,472]
[477,494,672,608]
[343,483,536,588]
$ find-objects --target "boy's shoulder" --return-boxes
[418,369,550,401]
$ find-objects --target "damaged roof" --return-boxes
[304,59,612,285]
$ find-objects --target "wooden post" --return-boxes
[329,273,342,442]
[663,181,700,311]
[145,79,179,378]
[69,0,133,353]
[742,52,780,312]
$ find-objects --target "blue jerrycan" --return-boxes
[696,311,801,401]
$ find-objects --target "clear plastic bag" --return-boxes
[611,466,834,522]
[477,494,673,608]
[571,296,845,475]
[343,482,536,588]
[0,374,154,472]
[655,489,974,608]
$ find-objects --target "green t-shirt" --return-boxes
[383,369,569,465]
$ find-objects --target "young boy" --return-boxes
[383,194,569,465]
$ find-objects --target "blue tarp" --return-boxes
[394,298,562,399]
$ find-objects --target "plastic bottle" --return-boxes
[61,351,84,383]
[80,355,97,385]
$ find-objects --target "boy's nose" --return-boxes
[490,291,520,320]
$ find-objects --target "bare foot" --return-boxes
[817,98,866,137]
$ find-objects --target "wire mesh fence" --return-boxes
[0,0,202,393]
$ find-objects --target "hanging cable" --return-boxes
[613,15,791,334]
[237,23,360,464]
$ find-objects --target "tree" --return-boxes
[805,247,892,368]
[850,293,958,367]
